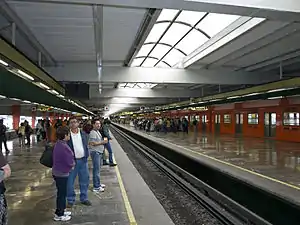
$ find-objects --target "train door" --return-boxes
[264,112,276,137]
[202,115,207,132]
[214,114,221,134]
[235,113,243,134]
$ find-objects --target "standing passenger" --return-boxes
[101,119,117,167]
[0,150,11,225]
[0,120,9,154]
[89,119,108,192]
[52,126,75,221]
[66,117,91,207]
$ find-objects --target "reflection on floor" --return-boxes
[3,137,128,225]
[129,126,300,188]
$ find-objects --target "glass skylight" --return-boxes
[118,83,157,89]
[131,9,245,68]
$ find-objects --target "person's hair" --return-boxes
[69,116,77,122]
[56,126,70,140]
[92,119,100,125]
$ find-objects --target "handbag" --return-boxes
[40,143,54,168]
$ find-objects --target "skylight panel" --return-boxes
[131,58,144,67]
[119,83,127,88]
[142,58,158,67]
[157,9,179,21]
[176,29,209,55]
[156,61,170,68]
[145,23,170,43]
[175,11,207,26]
[136,44,155,58]
[160,23,190,46]
[196,13,240,37]
[163,49,186,66]
[150,44,171,59]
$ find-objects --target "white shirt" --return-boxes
[71,130,85,159]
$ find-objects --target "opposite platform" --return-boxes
[116,123,300,206]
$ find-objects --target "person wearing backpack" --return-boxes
[0,119,9,154]
[52,126,75,222]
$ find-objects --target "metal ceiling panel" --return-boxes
[102,6,146,62]
[224,31,300,69]
[7,1,95,61]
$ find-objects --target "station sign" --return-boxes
[38,106,53,112]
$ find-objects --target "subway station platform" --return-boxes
[118,124,300,206]
[4,136,174,225]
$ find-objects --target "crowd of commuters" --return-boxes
[131,117,198,134]
[51,116,116,222]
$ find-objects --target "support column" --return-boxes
[12,105,20,130]
[31,110,36,128]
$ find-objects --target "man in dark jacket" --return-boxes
[100,119,117,167]
[0,120,9,154]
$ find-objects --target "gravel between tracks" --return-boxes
[112,129,222,225]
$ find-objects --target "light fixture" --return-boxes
[47,89,59,95]
[227,96,240,99]
[0,59,8,67]
[0,95,6,99]
[17,69,34,81]
[10,98,21,101]
[242,92,259,97]
[22,100,31,103]
[268,96,283,100]
[36,82,50,90]
[57,94,64,98]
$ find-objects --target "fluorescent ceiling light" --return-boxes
[22,100,31,103]
[0,60,8,67]
[268,96,283,100]
[242,92,259,97]
[227,96,240,99]
[267,87,295,93]
[47,89,59,95]
[0,95,6,99]
[36,82,50,90]
[10,98,21,101]
[57,94,64,98]
[17,69,34,81]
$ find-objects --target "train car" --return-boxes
[146,96,300,142]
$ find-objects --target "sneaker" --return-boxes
[109,163,117,167]
[64,211,72,216]
[93,187,105,193]
[100,184,106,188]
[81,200,92,206]
[53,214,71,222]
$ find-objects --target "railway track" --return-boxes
[112,125,271,225]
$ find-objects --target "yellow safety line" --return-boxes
[157,138,300,191]
[113,155,137,225]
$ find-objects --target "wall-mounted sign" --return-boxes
[38,106,53,112]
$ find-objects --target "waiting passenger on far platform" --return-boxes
[66,117,91,207]
[89,119,108,192]
[100,118,117,167]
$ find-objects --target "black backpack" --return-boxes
[40,143,54,168]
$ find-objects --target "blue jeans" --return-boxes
[67,158,89,204]
[90,151,103,189]
[105,141,114,164]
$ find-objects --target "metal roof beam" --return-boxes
[85,97,183,105]
[45,63,273,85]
[9,0,300,22]
[91,88,202,98]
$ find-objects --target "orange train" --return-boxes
[143,96,300,143]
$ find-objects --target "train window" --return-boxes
[283,112,300,126]
[224,114,231,124]
[248,113,258,125]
